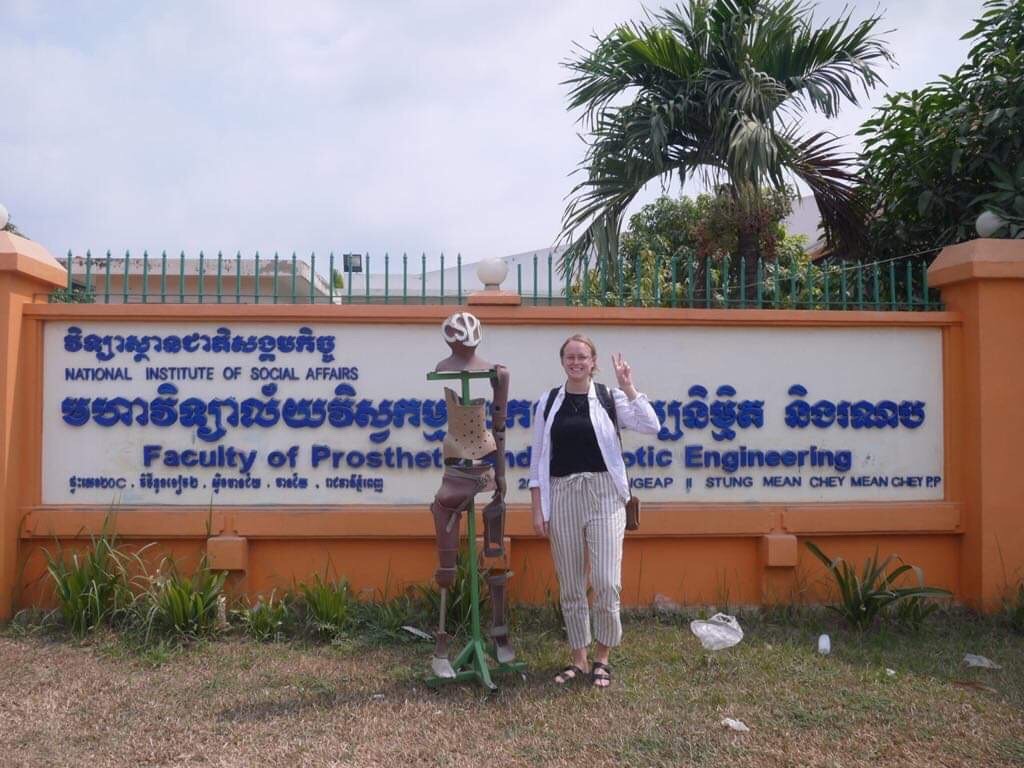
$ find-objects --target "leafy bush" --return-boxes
[856,0,1024,258]
[237,591,292,642]
[45,533,134,636]
[299,575,355,639]
[48,286,96,304]
[568,191,819,309]
[6,608,57,637]
[805,541,951,631]
[352,592,428,643]
[132,557,227,643]
[416,547,488,639]
[1002,581,1024,634]
[890,594,944,632]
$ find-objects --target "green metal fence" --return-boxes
[52,249,943,310]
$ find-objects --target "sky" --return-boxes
[1,0,987,271]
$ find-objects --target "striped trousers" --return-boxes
[549,471,626,649]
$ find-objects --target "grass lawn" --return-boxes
[1,609,1022,768]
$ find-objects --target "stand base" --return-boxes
[425,638,526,690]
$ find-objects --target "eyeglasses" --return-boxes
[563,355,592,362]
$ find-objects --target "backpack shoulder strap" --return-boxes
[595,382,618,430]
[542,384,619,428]
[542,387,560,421]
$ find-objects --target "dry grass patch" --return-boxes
[1,612,1022,768]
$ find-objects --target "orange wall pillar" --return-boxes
[0,233,66,620]
[929,239,1024,610]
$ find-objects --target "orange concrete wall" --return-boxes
[929,240,1024,610]
[3,237,1023,615]
[0,234,67,618]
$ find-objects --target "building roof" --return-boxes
[61,254,337,302]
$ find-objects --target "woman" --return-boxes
[528,334,661,688]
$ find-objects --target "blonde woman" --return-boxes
[528,334,661,688]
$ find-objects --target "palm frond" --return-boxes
[776,128,867,254]
[559,0,892,270]
[780,10,894,116]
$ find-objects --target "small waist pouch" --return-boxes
[625,495,640,531]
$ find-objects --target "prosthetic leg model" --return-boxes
[426,311,523,689]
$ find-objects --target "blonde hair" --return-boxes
[559,333,599,372]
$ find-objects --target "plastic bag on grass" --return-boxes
[690,613,744,651]
[963,653,1001,669]
[721,718,750,732]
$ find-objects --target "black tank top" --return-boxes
[550,393,608,477]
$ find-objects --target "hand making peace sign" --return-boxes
[611,352,638,400]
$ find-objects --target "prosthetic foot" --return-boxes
[431,589,456,679]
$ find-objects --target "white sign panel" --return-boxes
[43,322,944,505]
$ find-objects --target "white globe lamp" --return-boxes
[476,257,509,291]
[0,204,9,231]
[975,210,1004,238]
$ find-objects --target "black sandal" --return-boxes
[554,665,587,685]
[590,661,612,689]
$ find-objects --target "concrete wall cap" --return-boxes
[928,238,1024,287]
[0,232,68,288]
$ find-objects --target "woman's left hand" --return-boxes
[612,353,638,399]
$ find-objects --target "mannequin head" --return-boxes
[435,311,492,372]
[441,312,482,348]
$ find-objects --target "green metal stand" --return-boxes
[424,369,526,691]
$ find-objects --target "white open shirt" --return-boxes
[528,381,662,522]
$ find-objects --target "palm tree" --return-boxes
[560,0,892,298]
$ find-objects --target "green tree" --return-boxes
[585,194,704,305]
[560,0,892,298]
[573,190,819,307]
[857,0,1024,258]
